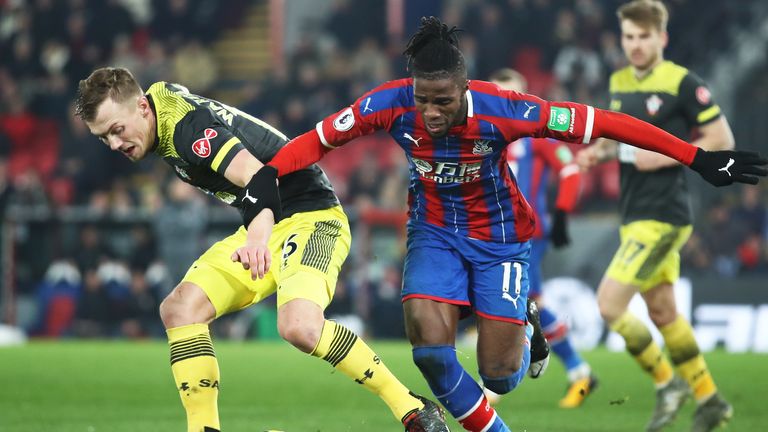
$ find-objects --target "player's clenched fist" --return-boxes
[231,242,272,280]
[576,146,601,172]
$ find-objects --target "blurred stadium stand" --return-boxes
[1,0,766,346]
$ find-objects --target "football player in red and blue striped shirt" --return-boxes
[265,17,765,432]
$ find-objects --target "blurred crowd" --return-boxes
[1,0,766,340]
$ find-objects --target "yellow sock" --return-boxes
[168,324,220,432]
[611,312,673,386]
[660,315,717,402]
[311,320,424,422]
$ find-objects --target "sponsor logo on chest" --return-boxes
[411,158,482,184]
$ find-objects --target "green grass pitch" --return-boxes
[0,341,764,431]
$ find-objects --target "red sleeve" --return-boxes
[315,79,409,148]
[501,91,698,166]
[268,79,411,176]
[267,129,330,176]
[533,139,581,212]
[267,104,377,177]
[592,109,698,165]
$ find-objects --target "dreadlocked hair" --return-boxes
[403,16,466,81]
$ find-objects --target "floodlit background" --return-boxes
[0,1,767,431]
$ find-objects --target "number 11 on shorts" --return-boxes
[501,262,522,307]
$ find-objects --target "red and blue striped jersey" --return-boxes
[315,78,597,243]
[506,138,581,239]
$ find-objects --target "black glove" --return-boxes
[550,209,570,248]
[690,148,768,187]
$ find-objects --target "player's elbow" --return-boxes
[702,119,735,151]
[722,135,735,151]
[704,137,734,152]
[722,120,736,150]
[224,149,264,187]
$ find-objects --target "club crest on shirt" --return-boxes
[696,86,711,105]
[333,107,355,132]
[412,158,433,174]
[472,139,493,155]
[645,94,663,116]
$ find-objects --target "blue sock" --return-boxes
[540,306,583,372]
[489,417,511,432]
[412,345,510,431]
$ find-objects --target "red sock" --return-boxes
[456,394,498,431]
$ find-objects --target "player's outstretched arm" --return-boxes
[269,82,402,176]
[268,129,331,176]
[592,109,768,186]
[634,116,735,172]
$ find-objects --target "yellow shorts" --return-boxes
[606,220,692,292]
[182,206,351,318]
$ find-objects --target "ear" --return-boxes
[464,79,470,91]
[661,31,669,49]
[138,95,151,117]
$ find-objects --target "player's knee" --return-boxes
[159,293,183,328]
[412,346,448,375]
[412,345,457,392]
[159,284,215,329]
[481,370,525,395]
[597,298,621,324]
[479,355,524,383]
[277,318,322,353]
[647,305,675,328]
[404,303,455,346]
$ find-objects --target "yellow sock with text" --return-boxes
[168,324,220,432]
[311,320,424,422]
[660,315,716,402]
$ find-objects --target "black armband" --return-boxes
[239,166,282,227]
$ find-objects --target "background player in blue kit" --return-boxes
[489,68,597,409]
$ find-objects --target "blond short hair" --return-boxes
[617,0,669,32]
